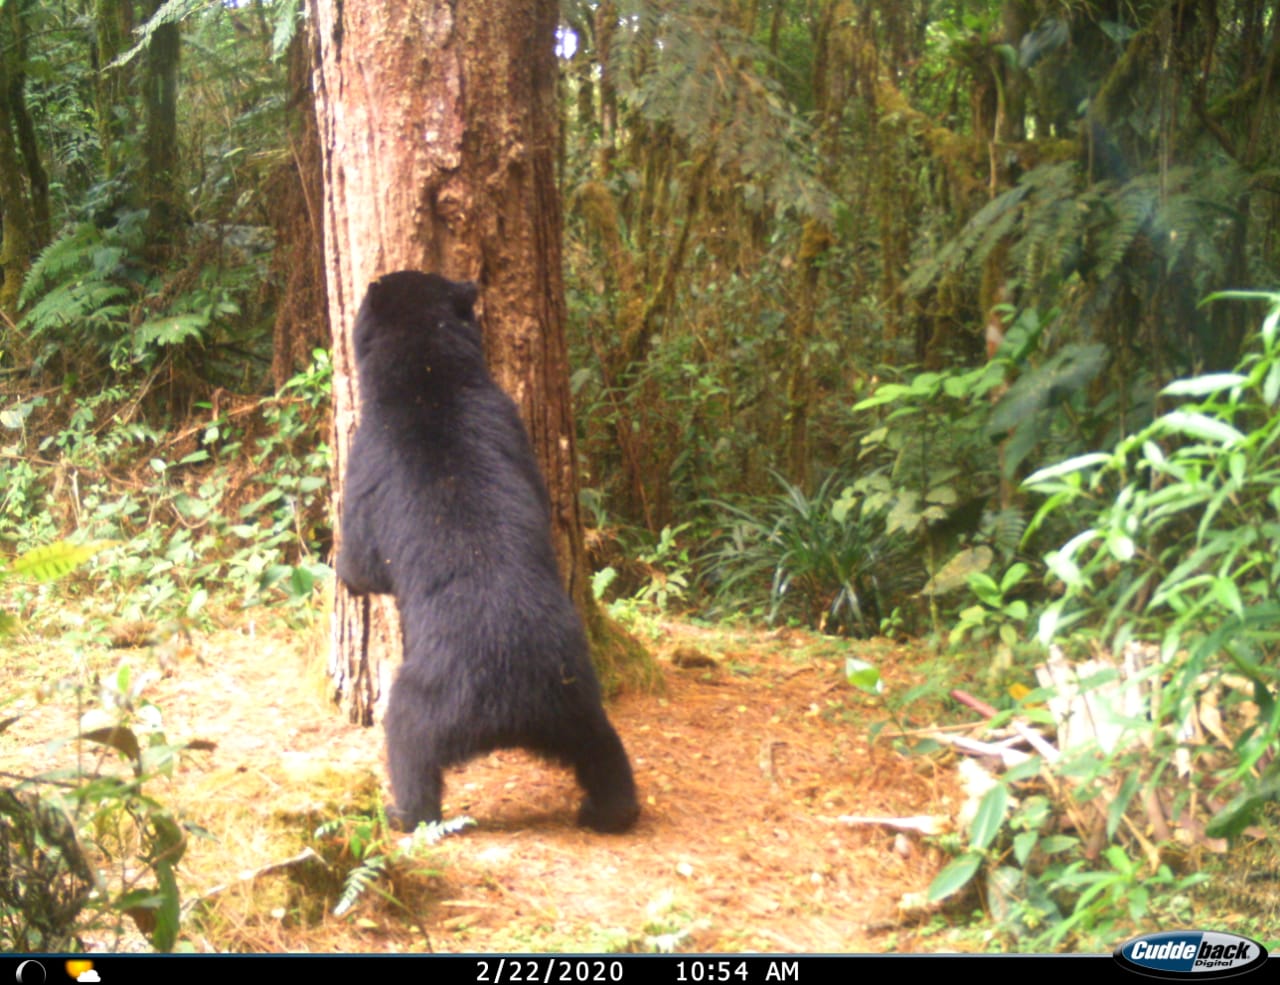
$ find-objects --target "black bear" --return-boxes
[337,271,639,834]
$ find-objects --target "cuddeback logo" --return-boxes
[1114,931,1269,979]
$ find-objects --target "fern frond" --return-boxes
[134,313,210,352]
[1001,161,1086,295]
[985,508,1028,557]
[611,1,830,219]
[1093,179,1156,282]
[332,854,387,917]
[107,0,205,70]
[1153,164,1247,279]
[973,194,1025,272]
[21,281,132,339]
[3,540,116,583]
[906,183,1031,296]
[20,224,103,307]
[409,814,476,846]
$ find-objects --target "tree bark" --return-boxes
[269,10,330,390]
[7,1,47,250]
[93,0,134,178]
[310,0,650,724]
[0,6,34,313]
[141,0,182,246]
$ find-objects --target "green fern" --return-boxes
[1092,179,1155,282]
[133,313,211,353]
[332,853,388,917]
[1017,165,1082,290]
[985,507,1028,558]
[4,541,116,583]
[906,180,1035,296]
[611,0,830,220]
[107,0,205,70]
[1153,163,1247,284]
[19,224,109,307]
[316,810,474,918]
[18,221,139,360]
[21,281,131,340]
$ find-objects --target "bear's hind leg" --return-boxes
[563,716,640,834]
[384,679,446,831]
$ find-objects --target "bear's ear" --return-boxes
[451,280,479,320]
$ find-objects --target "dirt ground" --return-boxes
[2,616,963,953]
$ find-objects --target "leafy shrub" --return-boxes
[0,351,333,628]
[1025,291,1280,838]
[851,355,1019,635]
[0,541,201,952]
[922,293,1280,951]
[850,308,1121,635]
[592,523,695,626]
[704,472,903,636]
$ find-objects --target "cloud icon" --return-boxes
[77,974,100,983]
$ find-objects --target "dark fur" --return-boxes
[337,271,639,833]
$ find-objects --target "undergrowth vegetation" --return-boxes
[913,294,1280,950]
[0,542,204,951]
[1,351,332,632]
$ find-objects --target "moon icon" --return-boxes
[15,961,46,985]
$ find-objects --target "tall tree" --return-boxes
[140,0,181,244]
[269,9,329,390]
[0,1,35,312]
[92,0,135,178]
[310,0,647,725]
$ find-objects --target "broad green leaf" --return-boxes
[1205,774,1280,841]
[989,344,1108,434]
[853,384,911,411]
[289,566,316,596]
[844,658,883,695]
[967,571,1001,606]
[999,562,1030,593]
[1211,576,1244,618]
[927,851,983,902]
[923,546,993,597]
[1105,530,1135,561]
[910,371,943,395]
[1037,834,1079,854]
[969,784,1009,851]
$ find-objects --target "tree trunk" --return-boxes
[269,9,329,391]
[93,0,134,178]
[784,220,831,488]
[0,7,34,313]
[311,0,653,725]
[141,0,182,246]
[7,1,47,250]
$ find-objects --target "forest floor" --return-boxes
[4,614,980,953]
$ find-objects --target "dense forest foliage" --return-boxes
[1,0,1277,953]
